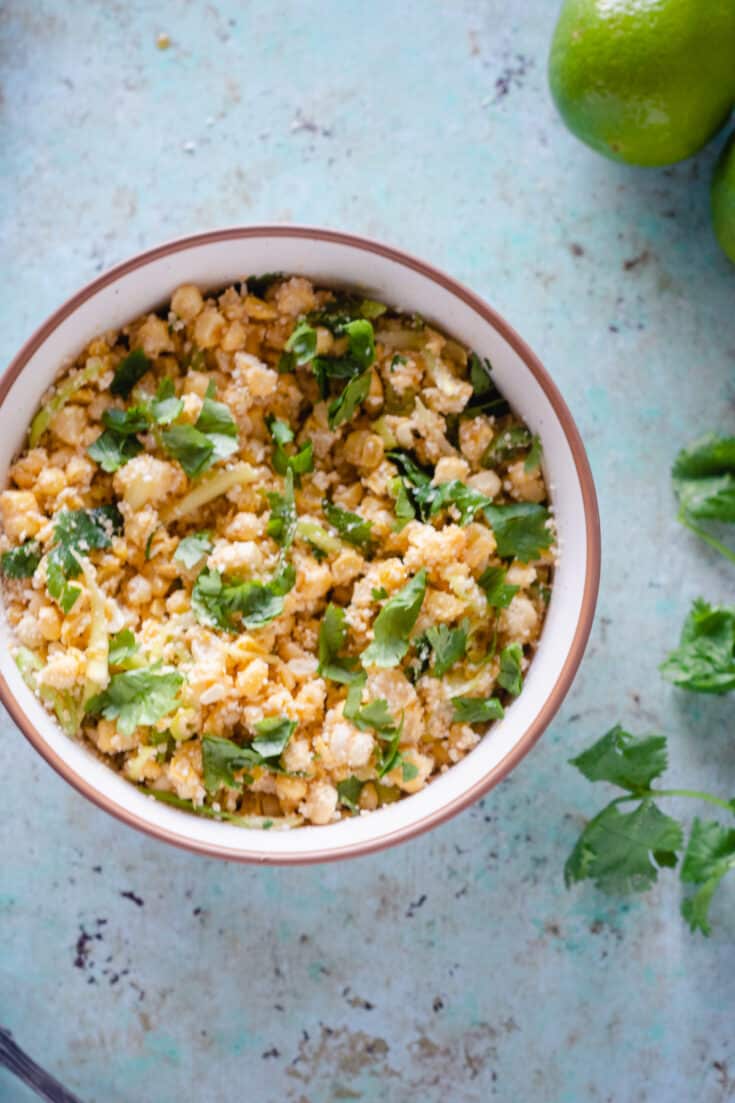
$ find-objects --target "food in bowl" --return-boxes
[0,274,555,828]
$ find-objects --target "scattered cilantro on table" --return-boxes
[565,726,735,935]
[672,433,735,564]
[660,599,735,693]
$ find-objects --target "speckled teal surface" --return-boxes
[2,3,735,1101]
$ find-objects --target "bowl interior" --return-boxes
[0,228,598,862]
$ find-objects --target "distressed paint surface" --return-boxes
[1,2,735,1100]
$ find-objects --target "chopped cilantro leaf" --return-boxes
[372,586,388,601]
[252,716,297,759]
[202,735,258,792]
[466,353,510,417]
[161,387,238,476]
[266,416,313,480]
[451,695,504,724]
[483,503,552,561]
[680,818,735,935]
[569,726,669,792]
[279,321,318,372]
[161,424,215,477]
[390,476,415,531]
[202,719,295,793]
[88,429,143,472]
[477,565,519,608]
[660,599,735,694]
[266,469,297,549]
[86,663,183,736]
[102,406,150,436]
[337,776,364,812]
[317,603,361,684]
[525,435,543,472]
[195,385,239,462]
[1,540,42,579]
[498,642,523,696]
[174,532,213,570]
[246,272,282,297]
[150,378,184,425]
[565,800,683,896]
[328,369,372,429]
[192,561,295,632]
[425,622,468,677]
[47,506,122,607]
[482,425,532,467]
[361,570,427,668]
[322,499,372,551]
[110,348,151,398]
[108,628,138,668]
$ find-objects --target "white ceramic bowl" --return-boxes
[0,227,600,864]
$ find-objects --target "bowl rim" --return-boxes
[0,224,601,864]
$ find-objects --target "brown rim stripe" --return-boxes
[0,226,601,864]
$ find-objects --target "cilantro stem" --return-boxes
[611,789,734,814]
[679,510,735,567]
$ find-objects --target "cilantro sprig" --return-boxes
[565,725,735,935]
[672,433,735,564]
[660,598,735,693]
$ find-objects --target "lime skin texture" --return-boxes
[548,0,735,167]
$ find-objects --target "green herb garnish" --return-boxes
[278,321,318,373]
[565,725,735,935]
[660,599,735,693]
[361,570,427,668]
[317,603,362,684]
[266,416,314,480]
[477,565,519,608]
[202,719,296,792]
[322,500,372,551]
[266,468,297,549]
[46,506,123,611]
[174,532,213,570]
[483,503,553,561]
[108,628,139,668]
[191,561,295,632]
[86,664,183,736]
[672,434,735,564]
[425,622,468,677]
[1,540,42,579]
[451,695,504,724]
[498,642,523,696]
[110,348,151,398]
[337,776,364,812]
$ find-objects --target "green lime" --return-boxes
[712,133,735,262]
[548,0,735,167]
